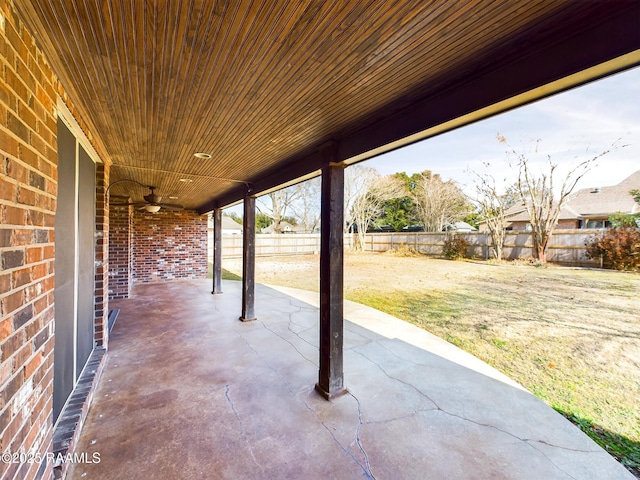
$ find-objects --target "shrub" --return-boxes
[585,228,640,271]
[442,234,470,260]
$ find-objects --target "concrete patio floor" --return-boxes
[67,279,632,479]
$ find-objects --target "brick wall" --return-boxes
[94,164,109,346]
[132,209,208,283]
[0,1,58,478]
[108,198,132,299]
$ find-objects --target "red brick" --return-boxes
[6,110,29,143]
[25,247,43,263]
[25,283,42,302]
[0,408,24,453]
[32,296,47,316]
[35,192,49,210]
[0,129,20,158]
[12,267,31,288]
[0,228,11,247]
[42,246,54,259]
[12,229,33,245]
[31,263,46,280]
[5,66,29,103]
[0,318,13,342]
[29,131,47,158]
[0,360,12,385]
[0,177,16,201]
[39,157,54,179]
[25,316,42,341]
[1,289,24,316]
[35,84,53,112]
[6,158,29,183]
[0,77,17,109]
[2,204,27,224]
[0,273,11,293]
[1,330,24,363]
[15,57,36,94]
[42,277,54,292]
[28,209,44,226]
[18,143,39,169]
[2,250,25,269]
[13,342,32,372]
[18,101,37,133]
[24,353,42,379]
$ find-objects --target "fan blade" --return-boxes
[159,203,184,211]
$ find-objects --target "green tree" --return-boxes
[609,189,640,228]
[256,212,272,232]
[373,172,421,231]
[375,197,416,231]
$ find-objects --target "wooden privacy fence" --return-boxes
[207,229,605,267]
[207,232,354,258]
[364,230,604,266]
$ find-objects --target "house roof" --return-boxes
[222,216,243,231]
[15,1,640,211]
[503,170,640,223]
[261,221,304,234]
[450,222,478,232]
[564,170,640,217]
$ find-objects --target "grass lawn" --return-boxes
[219,252,640,476]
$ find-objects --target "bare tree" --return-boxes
[502,136,615,263]
[289,178,321,233]
[257,184,301,233]
[412,171,469,232]
[345,165,403,250]
[468,163,513,260]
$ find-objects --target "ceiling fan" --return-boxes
[110,185,184,213]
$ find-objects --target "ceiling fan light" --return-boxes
[144,205,162,213]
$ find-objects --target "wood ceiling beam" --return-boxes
[198,3,640,213]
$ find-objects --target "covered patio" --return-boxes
[66,280,632,479]
[2,2,639,479]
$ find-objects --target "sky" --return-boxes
[230,66,639,215]
[365,66,640,196]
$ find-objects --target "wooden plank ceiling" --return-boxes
[15,1,640,211]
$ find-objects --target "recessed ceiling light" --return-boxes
[194,152,212,159]
[169,196,179,199]
[179,178,193,183]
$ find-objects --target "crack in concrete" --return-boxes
[260,322,318,367]
[349,392,376,480]
[353,348,441,410]
[232,328,374,479]
[343,326,374,347]
[355,344,598,474]
[364,408,438,425]
[286,316,320,351]
[224,384,262,470]
[441,409,598,453]
[524,441,580,480]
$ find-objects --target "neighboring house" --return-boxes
[208,215,243,234]
[261,221,305,234]
[446,221,478,232]
[497,170,640,231]
[222,216,243,235]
